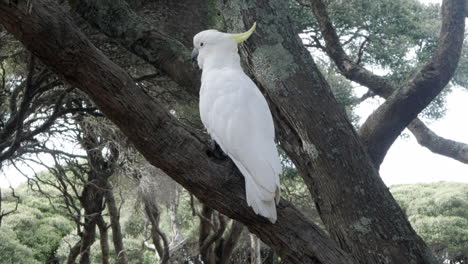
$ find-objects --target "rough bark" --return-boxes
[220,0,436,263]
[104,184,128,264]
[74,0,201,95]
[127,0,218,48]
[309,0,466,166]
[0,2,353,263]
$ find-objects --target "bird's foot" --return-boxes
[207,140,228,161]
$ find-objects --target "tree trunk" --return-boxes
[220,1,438,263]
[79,218,97,264]
[97,216,110,264]
[104,184,128,264]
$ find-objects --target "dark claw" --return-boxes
[207,140,228,161]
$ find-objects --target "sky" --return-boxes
[1,0,466,188]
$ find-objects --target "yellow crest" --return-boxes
[231,22,257,43]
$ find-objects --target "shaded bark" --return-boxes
[0,3,352,263]
[309,0,467,166]
[74,0,201,95]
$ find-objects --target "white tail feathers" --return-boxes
[244,170,280,223]
[229,152,281,223]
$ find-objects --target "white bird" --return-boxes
[192,23,281,223]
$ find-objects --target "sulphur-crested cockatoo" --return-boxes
[192,23,281,223]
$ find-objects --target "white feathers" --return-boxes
[193,29,281,223]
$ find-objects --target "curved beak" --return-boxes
[191,48,199,63]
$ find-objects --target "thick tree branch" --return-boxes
[0,2,352,264]
[74,0,200,95]
[309,0,468,166]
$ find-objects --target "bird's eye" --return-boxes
[200,42,204,47]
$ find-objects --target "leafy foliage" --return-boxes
[290,0,463,121]
[0,227,37,264]
[0,186,74,263]
[391,182,468,261]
